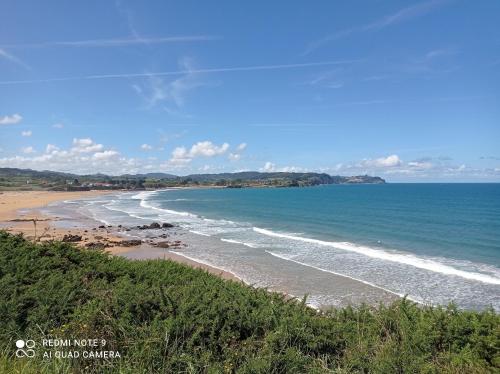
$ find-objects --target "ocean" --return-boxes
[57,183,500,310]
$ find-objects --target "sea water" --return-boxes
[64,184,500,310]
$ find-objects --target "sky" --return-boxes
[0,0,499,182]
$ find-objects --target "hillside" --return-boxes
[0,232,498,373]
[0,168,385,191]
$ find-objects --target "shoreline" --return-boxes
[0,190,240,282]
[0,190,400,309]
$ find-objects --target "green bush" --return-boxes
[0,231,498,373]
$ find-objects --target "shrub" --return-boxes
[0,232,498,373]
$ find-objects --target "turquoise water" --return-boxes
[73,184,500,310]
[150,184,500,267]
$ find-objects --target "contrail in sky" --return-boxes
[0,60,357,85]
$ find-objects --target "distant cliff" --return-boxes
[179,172,385,187]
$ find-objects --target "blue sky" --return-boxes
[0,0,499,181]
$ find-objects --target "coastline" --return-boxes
[0,189,403,309]
[0,190,239,282]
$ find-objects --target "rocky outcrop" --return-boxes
[118,239,142,247]
[151,240,186,249]
[85,242,108,250]
[137,222,175,230]
[62,234,82,242]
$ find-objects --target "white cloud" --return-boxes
[362,154,402,168]
[168,140,230,166]
[168,146,191,166]
[141,143,153,151]
[323,155,500,181]
[228,143,247,161]
[92,150,120,160]
[21,146,35,154]
[73,138,93,147]
[0,139,141,175]
[21,130,32,137]
[134,57,207,114]
[190,141,229,157]
[52,123,64,129]
[46,144,59,153]
[262,162,275,172]
[407,161,433,169]
[236,143,247,152]
[0,113,22,125]
[72,138,104,153]
[260,162,306,173]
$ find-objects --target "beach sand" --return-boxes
[0,190,239,281]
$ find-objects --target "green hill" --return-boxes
[0,167,384,191]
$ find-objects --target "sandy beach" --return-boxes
[0,190,239,281]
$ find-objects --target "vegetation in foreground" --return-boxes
[0,231,498,373]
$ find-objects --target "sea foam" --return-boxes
[253,227,500,285]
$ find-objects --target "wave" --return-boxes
[254,227,500,285]
[169,251,242,281]
[203,217,237,225]
[220,238,258,248]
[131,190,159,200]
[189,230,212,237]
[139,198,196,217]
[265,250,418,302]
[101,202,150,221]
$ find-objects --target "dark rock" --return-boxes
[62,234,82,242]
[149,222,161,229]
[138,222,162,230]
[118,225,122,228]
[119,239,142,247]
[85,242,108,250]
[98,225,105,229]
[162,222,174,228]
[154,241,170,248]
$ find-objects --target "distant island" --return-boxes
[0,168,385,191]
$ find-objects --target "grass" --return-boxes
[0,231,498,373]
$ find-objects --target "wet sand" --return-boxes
[0,190,239,281]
